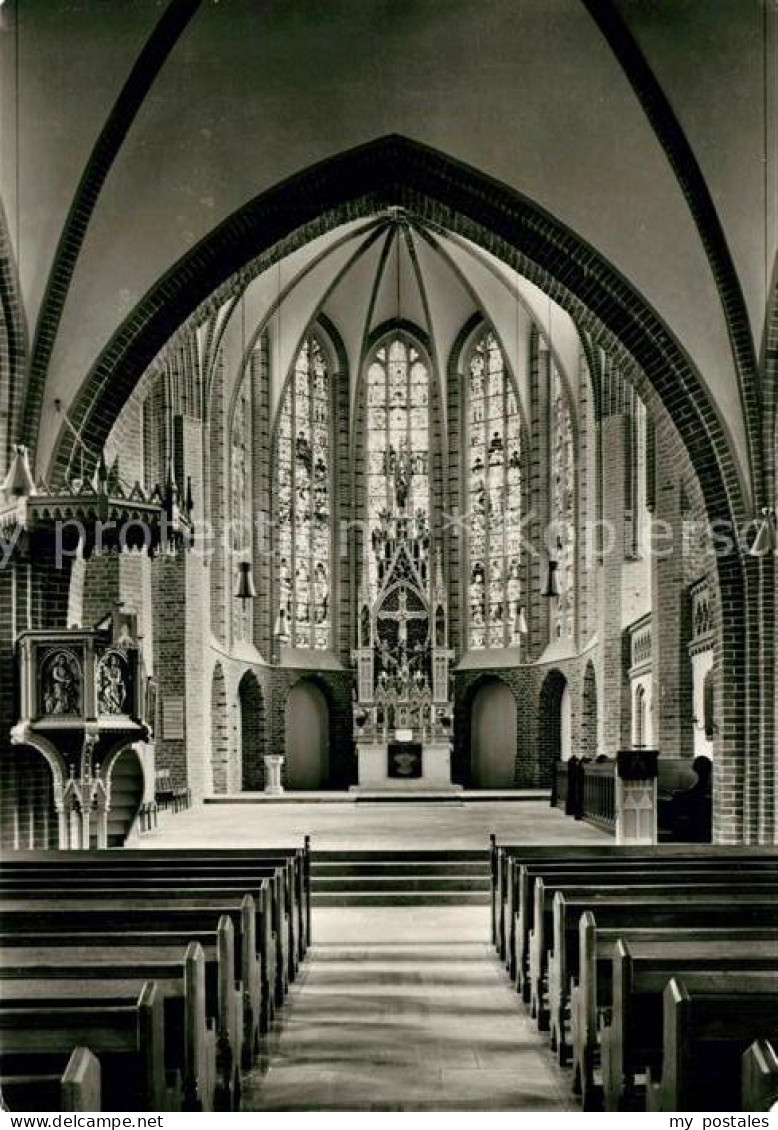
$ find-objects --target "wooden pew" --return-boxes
[539,869,778,1038]
[0,922,242,1108]
[0,870,282,1006]
[0,874,282,1010]
[645,974,778,1112]
[0,943,217,1112]
[492,842,778,962]
[495,845,778,978]
[0,861,293,993]
[0,893,266,1060]
[535,879,778,1031]
[592,935,778,1111]
[545,886,778,1040]
[507,855,778,994]
[742,1039,778,1112]
[0,980,172,1111]
[1,1045,101,1113]
[4,846,311,962]
[573,917,778,1109]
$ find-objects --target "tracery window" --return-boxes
[550,364,575,640]
[277,336,331,649]
[466,329,522,649]
[365,336,431,602]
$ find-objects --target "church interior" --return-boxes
[0,0,776,1115]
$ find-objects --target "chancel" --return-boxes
[351,412,456,788]
[0,0,776,1116]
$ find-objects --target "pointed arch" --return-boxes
[238,669,266,791]
[210,662,229,793]
[581,660,598,758]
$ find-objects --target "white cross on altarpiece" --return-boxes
[376,585,427,648]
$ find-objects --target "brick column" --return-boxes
[650,418,693,759]
[152,416,209,800]
[577,351,597,645]
[597,413,629,753]
[208,356,227,643]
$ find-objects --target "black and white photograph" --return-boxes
[0,0,776,1118]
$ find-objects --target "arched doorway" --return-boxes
[581,662,598,758]
[538,669,568,784]
[238,671,266,791]
[105,746,144,847]
[470,679,518,788]
[210,663,228,794]
[285,680,330,790]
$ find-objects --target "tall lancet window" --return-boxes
[365,335,431,602]
[550,364,575,640]
[466,328,522,649]
[277,336,332,649]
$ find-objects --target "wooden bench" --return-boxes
[0,893,267,1060]
[531,876,778,1030]
[544,886,778,1040]
[645,974,778,1111]
[0,867,288,1008]
[505,854,778,992]
[596,936,778,1111]
[742,1038,778,1112]
[0,980,172,1111]
[1,1045,100,1113]
[0,943,217,1111]
[534,878,778,1031]
[0,923,242,1108]
[0,870,284,996]
[0,846,312,1112]
[3,846,310,966]
[155,770,175,808]
[491,842,778,971]
[0,856,299,989]
[538,870,778,1035]
[658,756,712,843]
[573,917,778,1109]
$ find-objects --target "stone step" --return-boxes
[311,849,488,862]
[308,847,493,905]
[312,861,488,876]
[313,875,490,892]
[311,890,490,906]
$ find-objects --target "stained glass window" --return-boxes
[365,336,430,602]
[277,336,331,649]
[550,364,575,640]
[466,329,522,649]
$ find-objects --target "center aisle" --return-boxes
[243,906,576,1112]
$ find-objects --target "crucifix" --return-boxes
[377,585,427,649]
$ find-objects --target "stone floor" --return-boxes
[243,906,577,1111]
[149,796,608,850]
